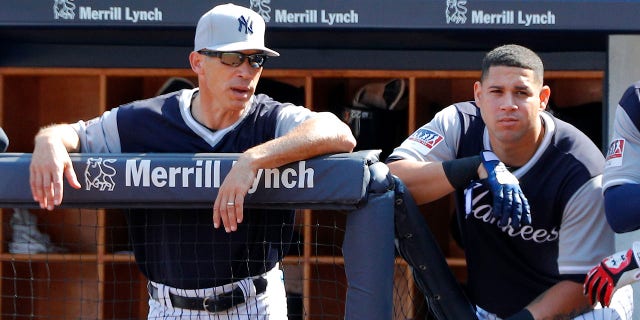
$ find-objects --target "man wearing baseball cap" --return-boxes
[194,3,280,57]
[29,3,356,319]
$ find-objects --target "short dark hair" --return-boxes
[480,44,544,84]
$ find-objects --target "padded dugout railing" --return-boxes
[0,150,476,319]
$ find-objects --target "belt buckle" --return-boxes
[202,287,242,313]
[202,295,219,313]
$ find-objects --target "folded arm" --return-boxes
[214,112,356,232]
[386,159,456,205]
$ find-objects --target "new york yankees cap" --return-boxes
[194,3,279,57]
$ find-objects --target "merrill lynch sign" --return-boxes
[0,0,638,31]
[121,159,314,194]
[0,152,371,209]
[53,0,163,23]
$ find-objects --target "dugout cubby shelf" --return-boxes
[0,67,603,319]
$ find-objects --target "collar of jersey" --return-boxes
[482,112,555,178]
[179,88,253,148]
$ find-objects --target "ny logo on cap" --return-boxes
[237,15,254,35]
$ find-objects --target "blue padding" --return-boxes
[0,150,379,209]
[343,187,395,320]
[3,150,400,317]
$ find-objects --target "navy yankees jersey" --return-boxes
[389,101,614,317]
[73,89,313,289]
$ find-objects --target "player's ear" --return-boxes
[189,51,204,74]
[539,85,551,110]
[473,81,482,103]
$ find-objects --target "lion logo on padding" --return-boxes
[84,158,116,191]
[250,0,271,22]
[53,0,76,20]
[445,0,467,24]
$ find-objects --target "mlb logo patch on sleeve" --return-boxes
[407,128,444,150]
[605,138,625,167]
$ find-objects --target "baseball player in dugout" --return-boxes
[584,81,640,311]
[386,44,633,319]
[29,3,355,319]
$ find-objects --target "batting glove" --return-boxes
[480,150,531,228]
[584,242,640,307]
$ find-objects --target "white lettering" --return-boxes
[299,161,315,188]
[182,167,194,187]
[471,10,514,24]
[126,159,149,186]
[264,168,281,189]
[213,161,220,188]
[195,160,203,187]
[126,7,163,23]
[532,228,550,242]
[471,10,556,26]
[275,9,317,23]
[522,226,535,240]
[79,7,121,20]
[151,167,167,187]
[168,167,180,187]
[468,186,559,243]
[248,168,263,194]
[282,168,296,188]
[78,6,163,22]
[321,10,358,25]
[195,160,214,188]
[125,159,314,191]
[247,161,314,194]
[126,159,221,188]
[472,202,498,224]
[518,10,555,26]
[499,223,559,243]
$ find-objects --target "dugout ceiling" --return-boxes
[1,0,639,69]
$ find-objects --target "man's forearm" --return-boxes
[242,113,355,171]
[387,160,454,205]
[526,280,592,319]
[34,124,80,152]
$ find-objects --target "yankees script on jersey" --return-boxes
[388,101,614,317]
[72,89,313,289]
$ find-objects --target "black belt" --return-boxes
[148,278,268,313]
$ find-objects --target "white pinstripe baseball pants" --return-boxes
[146,265,288,320]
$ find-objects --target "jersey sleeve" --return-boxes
[602,88,640,232]
[387,104,460,163]
[603,85,640,190]
[274,103,314,137]
[557,175,614,278]
[602,83,640,232]
[72,108,122,153]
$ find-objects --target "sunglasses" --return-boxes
[197,50,268,69]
